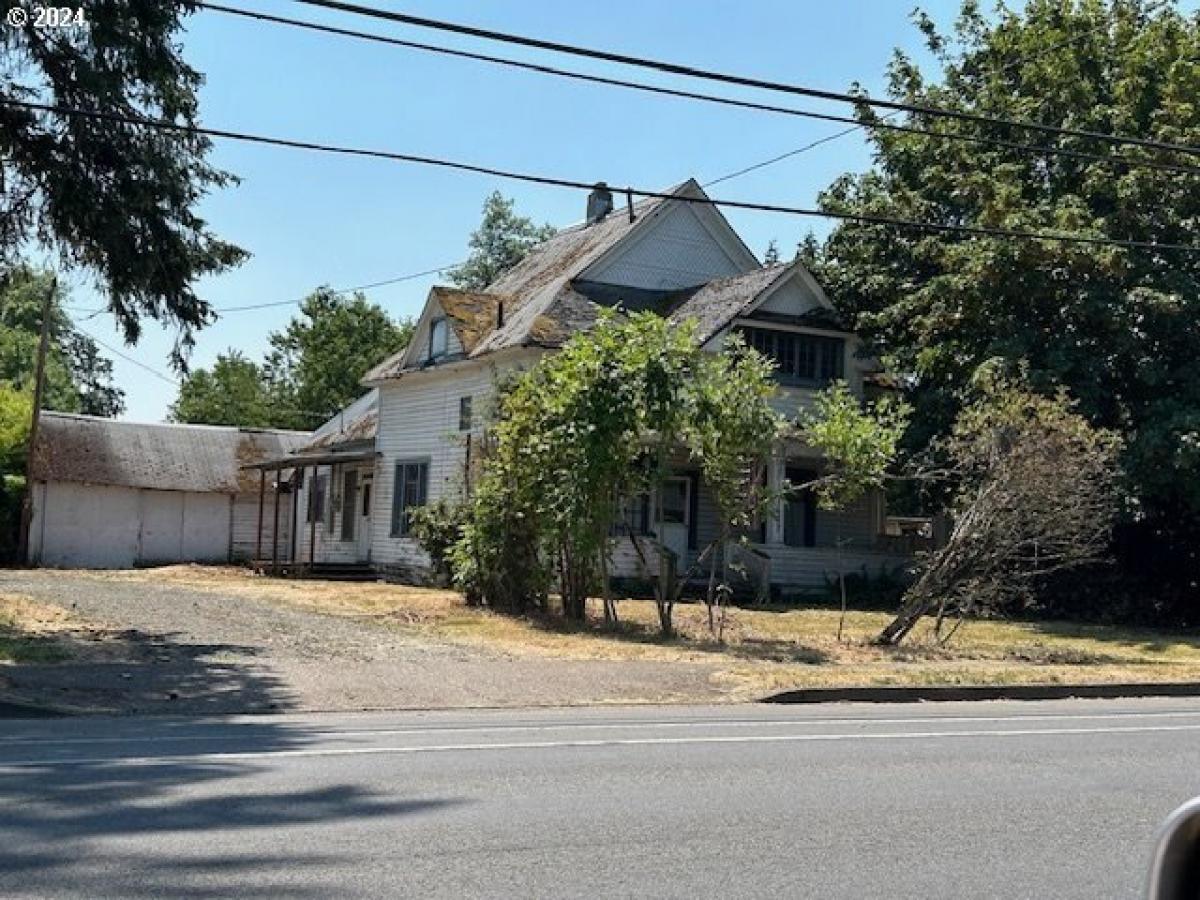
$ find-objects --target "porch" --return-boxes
[609,452,925,598]
[243,449,380,577]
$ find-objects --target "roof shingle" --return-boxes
[31,413,308,494]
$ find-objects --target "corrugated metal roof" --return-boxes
[31,413,308,494]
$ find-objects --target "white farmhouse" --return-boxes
[255,179,921,594]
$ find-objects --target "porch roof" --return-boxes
[242,449,379,472]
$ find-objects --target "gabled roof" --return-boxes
[31,413,308,494]
[667,264,795,343]
[668,260,848,344]
[363,287,511,383]
[366,180,730,382]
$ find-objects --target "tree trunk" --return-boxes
[835,519,847,643]
[706,535,721,636]
[874,591,935,645]
[600,547,618,626]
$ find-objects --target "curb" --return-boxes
[761,681,1200,704]
[0,698,69,719]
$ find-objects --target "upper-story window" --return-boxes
[741,327,844,387]
[428,318,448,359]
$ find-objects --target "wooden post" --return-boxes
[289,473,299,569]
[255,469,265,563]
[308,465,317,575]
[16,276,55,565]
[270,472,281,576]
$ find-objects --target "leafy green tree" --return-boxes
[265,288,414,429]
[451,314,783,638]
[169,350,277,427]
[0,383,31,474]
[0,2,245,364]
[447,192,555,289]
[0,266,123,417]
[802,382,910,640]
[763,240,781,266]
[806,0,1200,600]
[686,338,782,638]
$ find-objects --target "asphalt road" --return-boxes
[2,699,1199,899]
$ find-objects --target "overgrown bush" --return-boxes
[0,475,24,564]
[408,499,467,587]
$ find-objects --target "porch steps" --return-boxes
[306,562,382,582]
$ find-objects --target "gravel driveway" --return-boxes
[0,571,722,715]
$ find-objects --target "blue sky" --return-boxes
[70,0,969,422]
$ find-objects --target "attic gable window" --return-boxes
[428,318,448,359]
[741,326,844,387]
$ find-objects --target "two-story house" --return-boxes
[252,178,914,595]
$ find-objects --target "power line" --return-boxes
[73,325,181,386]
[73,324,356,423]
[197,2,1200,180]
[217,263,457,313]
[7,98,1198,254]
[706,19,1117,187]
[67,263,458,317]
[291,0,1200,160]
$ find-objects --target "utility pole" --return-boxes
[16,276,55,565]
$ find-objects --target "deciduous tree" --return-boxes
[265,288,413,429]
[802,382,910,640]
[805,0,1200,605]
[169,350,276,428]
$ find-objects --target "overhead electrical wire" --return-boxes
[196,2,1200,180]
[289,0,1200,160]
[8,98,1197,254]
[704,19,1119,186]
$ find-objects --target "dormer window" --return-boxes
[428,318,448,359]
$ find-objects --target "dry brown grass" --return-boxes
[0,594,94,663]
[80,565,1200,694]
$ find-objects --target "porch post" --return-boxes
[765,449,785,545]
[289,474,299,567]
[270,473,281,576]
[255,469,265,563]
[308,464,317,574]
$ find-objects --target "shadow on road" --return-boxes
[0,718,465,897]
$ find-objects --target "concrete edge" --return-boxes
[0,697,71,718]
[761,681,1200,704]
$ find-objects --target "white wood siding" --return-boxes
[753,279,823,315]
[371,352,543,572]
[232,489,293,562]
[292,463,375,564]
[584,203,747,290]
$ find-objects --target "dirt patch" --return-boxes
[0,569,724,714]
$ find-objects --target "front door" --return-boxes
[356,474,373,561]
[655,477,691,563]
